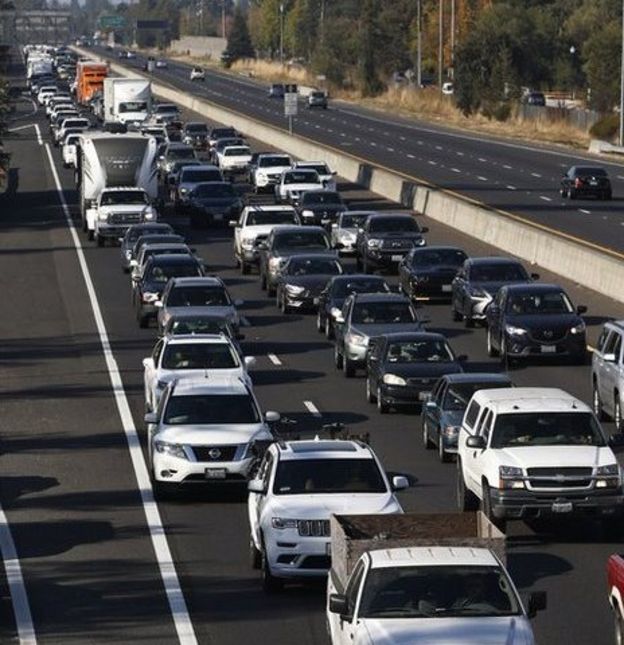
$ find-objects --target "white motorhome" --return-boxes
[77,132,159,245]
[103,78,152,126]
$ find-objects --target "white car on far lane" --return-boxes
[275,168,324,204]
[142,334,255,412]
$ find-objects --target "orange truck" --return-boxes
[76,60,109,105]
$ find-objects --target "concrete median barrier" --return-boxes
[78,47,624,304]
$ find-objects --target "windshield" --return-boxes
[247,210,297,225]
[352,302,416,324]
[161,343,239,369]
[101,191,148,206]
[340,213,370,228]
[573,167,607,177]
[134,236,182,254]
[169,147,196,161]
[285,258,342,276]
[303,192,341,205]
[386,340,453,363]
[332,278,388,298]
[167,286,230,307]
[410,249,467,268]
[185,124,208,134]
[182,170,222,183]
[491,412,606,448]
[163,394,260,424]
[169,318,231,336]
[284,171,319,184]
[259,156,291,167]
[369,217,419,233]
[359,566,521,619]
[470,264,527,282]
[147,262,200,282]
[275,232,329,250]
[273,459,386,494]
[65,135,80,146]
[119,101,147,113]
[193,183,235,198]
[224,147,251,156]
[443,382,509,412]
[506,291,574,315]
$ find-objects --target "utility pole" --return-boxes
[416,0,422,87]
[279,2,285,64]
[450,0,455,79]
[438,0,444,90]
[620,0,624,146]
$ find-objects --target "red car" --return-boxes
[608,554,624,642]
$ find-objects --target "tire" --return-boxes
[422,420,434,449]
[560,188,568,198]
[96,233,104,247]
[569,188,577,200]
[267,282,276,297]
[325,321,334,340]
[366,377,377,403]
[363,257,371,274]
[482,482,506,533]
[316,312,325,333]
[438,434,451,463]
[464,314,474,328]
[456,460,479,511]
[343,356,355,378]
[487,328,499,357]
[452,303,463,322]
[138,310,149,329]
[334,345,344,370]
[260,272,267,290]
[249,537,262,570]
[280,294,289,314]
[592,382,608,421]
[240,260,249,275]
[261,540,283,593]
[87,228,94,241]
[355,256,363,271]
[615,607,624,645]
[82,216,88,233]
[615,395,623,433]
[606,190,613,201]
[500,337,515,370]
[377,387,389,414]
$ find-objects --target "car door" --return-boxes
[452,264,468,313]
[593,327,611,407]
[366,337,385,391]
[144,339,165,408]
[398,252,412,295]
[601,331,622,416]
[248,452,274,544]
[463,407,492,494]
[234,210,246,255]
[334,297,352,352]
[487,288,506,349]
[333,559,367,645]
[430,379,447,439]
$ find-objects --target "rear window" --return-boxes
[167,286,230,307]
[161,342,239,369]
[352,301,416,324]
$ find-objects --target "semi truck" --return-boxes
[326,512,546,645]
[76,60,108,105]
[103,78,152,127]
[77,132,158,245]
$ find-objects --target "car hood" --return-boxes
[383,362,463,379]
[359,616,534,645]
[157,367,248,384]
[222,155,252,164]
[159,423,271,445]
[470,280,530,295]
[505,313,581,331]
[494,445,615,469]
[191,197,240,207]
[273,248,335,259]
[303,204,344,213]
[269,493,401,518]
[260,165,291,175]
[410,265,460,278]
[352,323,422,339]
[283,183,323,192]
[242,224,288,239]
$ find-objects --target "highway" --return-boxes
[2,61,624,645]
[92,46,624,255]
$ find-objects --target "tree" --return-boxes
[223,7,255,65]
[358,0,383,96]
[583,21,622,112]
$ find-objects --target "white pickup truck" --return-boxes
[456,387,624,533]
[327,512,545,645]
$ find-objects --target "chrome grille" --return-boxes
[107,212,143,225]
[527,467,593,489]
[297,519,330,537]
[528,328,569,343]
[192,445,239,462]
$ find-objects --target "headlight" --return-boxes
[154,441,187,460]
[268,258,284,271]
[241,238,255,250]
[285,284,305,295]
[367,238,382,249]
[596,464,621,488]
[330,306,342,319]
[302,209,315,218]
[505,324,527,336]
[468,286,488,298]
[98,212,108,221]
[180,187,187,194]
[256,172,267,182]
[498,465,524,490]
[144,211,155,220]
[271,517,297,529]
[570,321,586,335]
[142,291,159,303]
[346,332,367,347]
[442,425,460,437]
[416,238,426,247]
[383,373,407,386]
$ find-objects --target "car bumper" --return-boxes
[489,487,624,519]
[152,454,253,484]
[380,384,433,406]
[284,293,320,310]
[140,302,159,317]
[409,283,454,301]
[96,224,136,238]
[365,250,413,268]
[504,334,586,358]
[265,533,331,578]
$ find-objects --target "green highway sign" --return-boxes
[99,15,126,30]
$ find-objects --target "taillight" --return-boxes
[575,178,583,188]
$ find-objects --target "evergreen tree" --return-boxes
[223,7,256,65]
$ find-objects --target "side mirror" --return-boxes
[391,475,410,491]
[247,479,266,494]
[265,410,281,423]
[466,435,486,450]
[608,434,624,449]
[142,357,154,369]
[244,356,257,369]
[577,305,587,315]
[526,591,547,618]
[229,220,238,228]
[144,412,158,425]
[154,300,163,308]
[603,353,617,363]
[118,237,124,243]
[425,399,437,409]
[530,272,540,280]
[328,594,350,618]
[334,313,345,324]
[130,259,138,267]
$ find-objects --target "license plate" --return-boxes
[391,254,403,262]
[325,542,332,556]
[552,502,573,513]
[589,180,598,186]
[442,284,452,292]
[541,345,556,353]
[213,213,223,221]
[418,391,431,401]
[205,468,226,479]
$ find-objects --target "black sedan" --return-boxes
[132,254,205,328]
[187,182,243,228]
[317,274,390,339]
[399,246,468,302]
[485,283,587,366]
[275,254,343,313]
[560,166,612,200]
[119,223,174,273]
[366,332,465,414]
[297,190,346,227]
[451,257,538,327]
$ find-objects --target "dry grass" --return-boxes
[166,55,590,149]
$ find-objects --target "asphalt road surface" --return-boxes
[2,67,624,645]
[93,46,624,255]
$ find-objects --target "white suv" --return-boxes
[145,376,278,497]
[592,320,624,432]
[456,387,624,532]
[247,438,407,592]
[252,154,293,193]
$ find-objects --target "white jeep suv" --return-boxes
[456,387,624,532]
[247,438,407,592]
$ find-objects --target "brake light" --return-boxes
[575,178,583,188]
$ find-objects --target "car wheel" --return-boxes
[249,537,262,570]
[261,539,283,593]
[363,257,371,274]
[316,312,325,333]
[377,387,389,414]
[569,188,577,200]
[325,320,334,340]
[280,294,289,314]
[500,337,515,370]
[606,190,613,201]
[240,260,249,275]
[267,282,276,297]
[343,356,355,378]
[615,395,623,433]
[87,228,94,241]
[560,188,567,198]
[487,328,499,357]
[334,345,344,369]
[464,313,474,328]
[96,233,105,247]
[456,460,478,511]
[355,256,362,271]
[592,382,608,421]
[452,306,462,322]
[438,434,451,463]
[422,420,434,449]
[138,311,149,329]
[482,482,506,533]
[260,272,267,290]
[366,378,377,403]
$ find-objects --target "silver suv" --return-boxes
[592,320,624,431]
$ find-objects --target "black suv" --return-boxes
[560,165,612,200]
[297,190,346,227]
[356,213,428,273]
[485,283,587,366]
